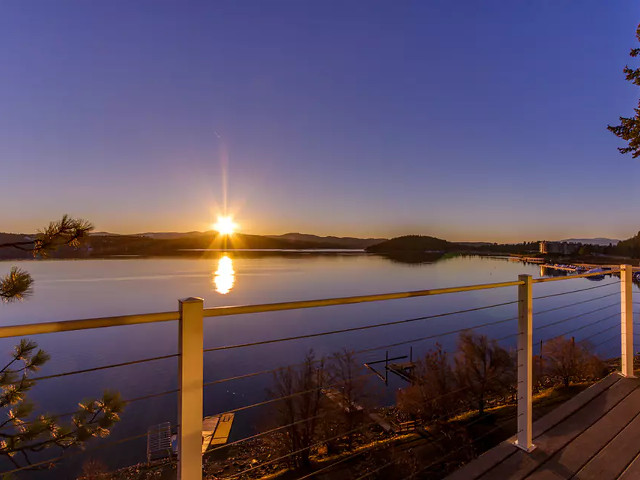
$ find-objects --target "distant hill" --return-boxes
[91,231,383,247]
[267,233,385,249]
[137,231,212,240]
[0,230,381,260]
[365,235,452,253]
[560,238,620,246]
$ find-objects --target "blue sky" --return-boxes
[2,1,639,241]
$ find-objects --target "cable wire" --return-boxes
[204,315,518,388]
[534,292,618,316]
[356,315,518,356]
[533,281,618,300]
[497,303,617,342]
[580,323,620,343]
[204,300,519,353]
[10,353,179,385]
[0,430,150,475]
[537,313,619,345]
[535,303,618,332]
[593,333,620,348]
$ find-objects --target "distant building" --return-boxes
[539,241,581,255]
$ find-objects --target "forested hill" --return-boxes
[365,235,541,254]
[0,231,376,260]
[365,235,452,252]
[267,233,386,249]
[612,232,640,258]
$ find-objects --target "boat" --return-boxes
[585,268,605,281]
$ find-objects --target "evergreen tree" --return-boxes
[608,23,640,157]
[0,215,123,472]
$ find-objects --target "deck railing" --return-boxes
[0,264,632,479]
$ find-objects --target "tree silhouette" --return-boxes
[608,23,640,157]
[0,215,123,472]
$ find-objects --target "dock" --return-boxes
[202,413,235,453]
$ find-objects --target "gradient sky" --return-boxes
[2,1,640,242]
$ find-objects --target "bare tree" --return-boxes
[541,336,605,387]
[266,351,326,470]
[397,344,457,422]
[453,332,513,415]
[326,349,373,450]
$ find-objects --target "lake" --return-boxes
[0,253,626,477]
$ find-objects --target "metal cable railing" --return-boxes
[203,300,519,353]
[0,265,629,479]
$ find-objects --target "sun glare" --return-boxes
[213,215,237,235]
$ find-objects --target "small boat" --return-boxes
[585,268,605,281]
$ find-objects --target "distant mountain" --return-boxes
[560,238,620,246]
[267,233,386,249]
[136,231,212,240]
[0,229,383,260]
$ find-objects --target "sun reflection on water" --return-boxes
[213,255,235,294]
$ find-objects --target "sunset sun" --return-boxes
[213,215,237,235]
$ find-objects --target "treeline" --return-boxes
[0,232,363,260]
[207,332,607,480]
[365,235,542,255]
[613,231,640,258]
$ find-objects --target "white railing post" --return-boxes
[516,274,535,452]
[621,265,634,378]
[178,297,204,480]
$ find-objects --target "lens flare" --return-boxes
[213,255,235,294]
[213,216,237,235]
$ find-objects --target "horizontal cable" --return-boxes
[0,430,151,475]
[581,323,620,343]
[498,304,617,342]
[204,315,518,388]
[364,409,520,480]
[355,315,518,355]
[18,388,179,427]
[204,314,518,387]
[592,333,620,348]
[543,313,619,343]
[125,388,179,404]
[205,413,325,455]
[11,353,179,385]
[295,396,484,480]
[534,292,618,315]
[204,300,518,353]
[228,420,378,478]
[236,394,497,480]
[535,303,618,332]
[212,372,377,417]
[202,280,525,320]
[207,383,475,455]
[532,281,618,300]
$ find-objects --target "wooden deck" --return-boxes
[446,373,640,480]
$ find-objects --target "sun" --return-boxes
[213,215,237,235]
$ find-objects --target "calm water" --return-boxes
[0,253,627,476]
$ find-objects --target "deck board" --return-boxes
[525,387,640,480]
[476,377,639,480]
[446,374,640,480]
[618,452,640,480]
[445,374,621,480]
[572,411,640,479]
